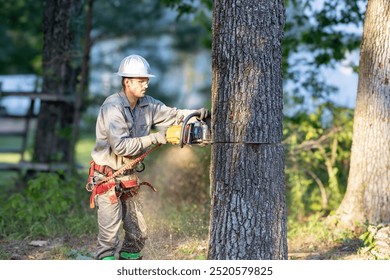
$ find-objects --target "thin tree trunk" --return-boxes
[70,0,94,165]
[334,0,390,227]
[208,0,287,259]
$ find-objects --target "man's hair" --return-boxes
[121,77,127,89]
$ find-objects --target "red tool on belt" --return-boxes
[86,144,161,208]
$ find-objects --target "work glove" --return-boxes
[149,131,167,144]
[197,108,210,120]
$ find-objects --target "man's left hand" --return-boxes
[197,108,210,120]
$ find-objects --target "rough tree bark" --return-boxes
[33,0,84,165]
[334,0,390,227]
[208,0,287,259]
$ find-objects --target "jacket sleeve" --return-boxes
[149,97,197,128]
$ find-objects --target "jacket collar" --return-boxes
[118,89,149,108]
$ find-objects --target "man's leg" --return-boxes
[119,195,147,259]
[95,187,122,260]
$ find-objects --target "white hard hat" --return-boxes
[115,54,155,78]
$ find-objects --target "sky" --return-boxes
[0,74,41,115]
[285,0,364,109]
[324,51,359,108]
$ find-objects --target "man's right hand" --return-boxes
[150,132,167,144]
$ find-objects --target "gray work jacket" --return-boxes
[91,89,194,170]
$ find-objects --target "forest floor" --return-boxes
[287,234,370,260]
[0,138,374,261]
[0,206,373,261]
[0,231,371,260]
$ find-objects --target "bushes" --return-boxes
[0,172,96,239]
[284,104,354,221]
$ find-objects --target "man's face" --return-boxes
[126,77,149,99]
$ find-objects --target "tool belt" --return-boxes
[87,160,156,208]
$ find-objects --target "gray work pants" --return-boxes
[94,179,147,260]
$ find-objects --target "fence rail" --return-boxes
[0,90,69,172]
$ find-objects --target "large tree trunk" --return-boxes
[334,0,390,227]
[208,0,287,259]
[33,0,84,165]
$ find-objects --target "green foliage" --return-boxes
[287,213,361,258]
[284,0,365,102]
[284,103,354,220]
[284,0,365,65]
[0,247,11,259]
[359,229,376,253]
[161,0,212,48]
[0,172,96,239]
[359,225,390,260]
[92,0,165,39]
[161,0,212,18]
[0,0,43,74]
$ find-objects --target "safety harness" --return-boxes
[86,144,161,208]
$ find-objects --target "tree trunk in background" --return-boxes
[208,0,287,259]
[33,0,84,165]
[334,0,390,227]
[70,0,94,165]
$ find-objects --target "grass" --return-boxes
[0,136,26,163]
[143,202,210,260]
[286,213,368,259]
[75,134,95,171]
[0,247,11,259]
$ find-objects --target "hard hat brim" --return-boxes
[115,72,155,78]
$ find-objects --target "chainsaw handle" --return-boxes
[180,111,201,148]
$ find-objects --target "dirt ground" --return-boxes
[0,227,372,260]
[0,237,370,260]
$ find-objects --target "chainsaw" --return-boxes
[166,111,212,148]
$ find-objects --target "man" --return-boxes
[89,54,208,260]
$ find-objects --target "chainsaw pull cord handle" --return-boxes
[180,111,202,148]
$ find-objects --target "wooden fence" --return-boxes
[0,91,69,172]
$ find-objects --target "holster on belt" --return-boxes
[87,160,157,208]
[117,179,140,202]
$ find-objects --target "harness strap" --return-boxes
[139,181,157,192]
[87,144,161,208]
[89,180,158,208]
[86,161,114,192]
[89,179,138,208]
[89,181,117,208]
[119,181,158,203]
[93,163,113,177]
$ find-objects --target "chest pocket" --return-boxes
[135,109,150,137]
[124,106,151,137]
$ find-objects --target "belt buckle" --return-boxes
[86,177,95,192]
